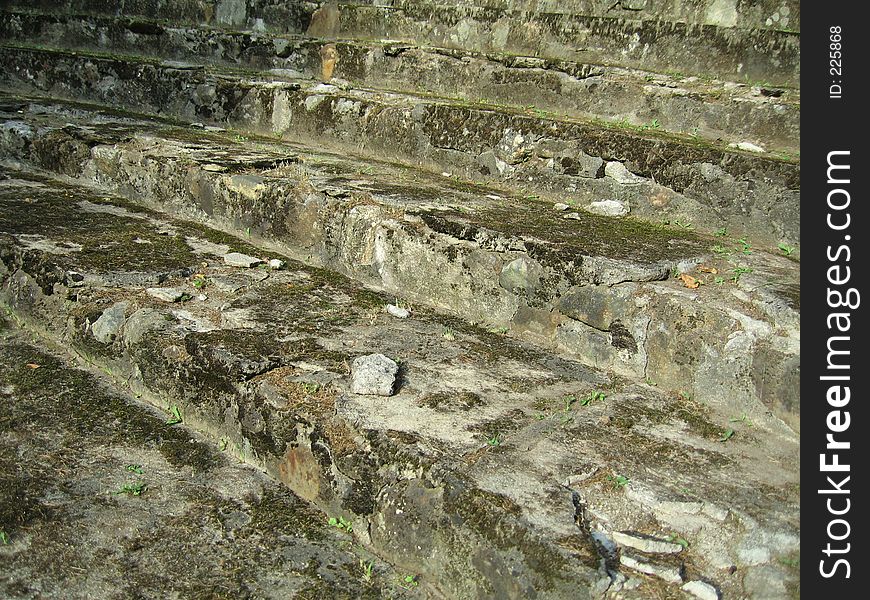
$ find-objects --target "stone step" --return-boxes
[0,45,800,247]
[0,319,412,598]
[318,1,801,87]
[380,0,801,32]
[0,9,801,153]
[0,0,800,86]
[0,166,800,598]
[0,94,800,433]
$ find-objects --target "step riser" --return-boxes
[0,11,801,153]
[0,114,800,430]
[0,1,800,86]
[333,4,800,87]
[0,46,800,246]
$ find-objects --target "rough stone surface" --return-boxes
[682,580,721,600]
[386,304,410,319]
[619,553,684,584]
[91,301,127,343]
[224,252,262,268]
[350,353,399,396]
[146,287,187,302]
[587,200,629,217]
[612,531,685,554]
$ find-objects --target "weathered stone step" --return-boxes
[0,0,800,86]
[0,45,800,247]
[0,167,800,598]
[0,94,800,433]
[0,9,801,153]
[382,0,801,32]
[0,319,412,599]
[307,0,801,87]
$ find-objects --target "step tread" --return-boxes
[0,323,410,598]
[0,35,800,157]
[0,166,800,597]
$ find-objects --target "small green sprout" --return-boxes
[711,244,730,255]
[360,559,374,583]
[666,533,689,548]
[487,433,501,447]
[581,391,606,406]
[719,428,735,442]
[736,238,752,254]
[729,413,754,427]
[731,266,753,283]
[166,405,183,425]
[778,243,796,256]
[328,516,353,533]
[714,276,725,284]
[116,482,147,496]
[442,328,456,341]
[0,531,10,544]
[563,394,577,411]
[673,220,693,229]
[125,464,144,475]
[401,575,419,588]
[608,474,630,489]
[715,227,728,237]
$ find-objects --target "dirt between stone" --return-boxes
[0,168,800,598]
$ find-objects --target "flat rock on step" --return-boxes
[612,530,685,554]
[350,353,399,396]
[223,252,262,268]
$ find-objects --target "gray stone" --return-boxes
[212,275,249,293]
[604,161,641,185]
[587,200,629,217]
[122,308,168,347]
[92,302,127,344]
[498,257,542,294]
[386,304,410,318]
[682,580,720,600]
[612,531,684,554]
[146,287,187,302]
[619,553,683,584]
[478,150,512,176]
[350,354,399,396]
[553,202,570,211]
[268,258,285,270]
[224,252,263,268]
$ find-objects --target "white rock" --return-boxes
[268,258,285,270]
[612,531,684,554]
[619,554,683,584]
[386,304,410,319]
[604,161,641,185]
[563,212,582,220]
[682,580,720,600]
[553,202,570,211]
[146,287,187,303]
[351,354,400,396]
[588,199,629,217]
[729,141,766,153]
[224,252,263,268]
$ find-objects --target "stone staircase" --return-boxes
[0,1,799,598]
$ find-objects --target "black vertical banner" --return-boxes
[803,3,868,597]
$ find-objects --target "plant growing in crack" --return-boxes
[328,516,353,533]
[730,266,753,283]
[400,574,419,589]
[607,474,630,489]
[116,481,147,496]
[166,404,183,425]
[360,559,374,583]
[581,391,606,406]
[487,433,501,447]
[778,243,796,256]
[665,533,689,548]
